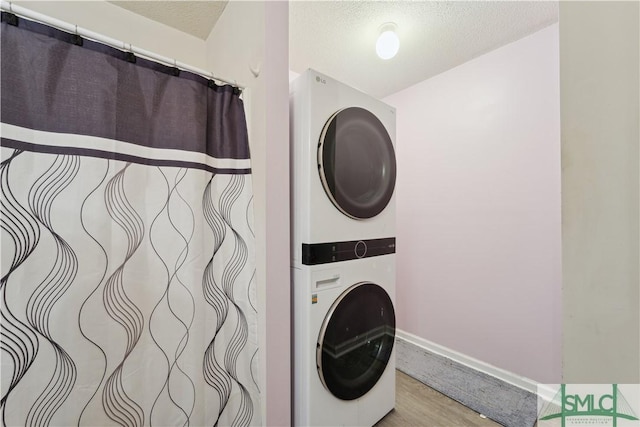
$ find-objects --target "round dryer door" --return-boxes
[317,282,395,401]
[318,107,396,219]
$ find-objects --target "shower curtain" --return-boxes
[0,13,259,427]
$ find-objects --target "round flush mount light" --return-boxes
[376,23,399,60]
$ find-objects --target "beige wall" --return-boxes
[13,1,207,69]
[560,1,640,383]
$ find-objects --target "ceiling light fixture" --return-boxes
[376,23,399,60]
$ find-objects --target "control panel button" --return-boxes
[355,241,367,258]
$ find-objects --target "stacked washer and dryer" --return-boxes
[290,69,398,427]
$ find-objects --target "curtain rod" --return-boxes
[0,1,246,90]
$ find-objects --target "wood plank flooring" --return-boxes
[374,371,503,427]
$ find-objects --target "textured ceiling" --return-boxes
[290,1,559,98]
[109,1,227,40]
[105,1,558,99]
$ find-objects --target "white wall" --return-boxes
[206,2,291,424]
[384,24,561,383]
[560,1,639,383]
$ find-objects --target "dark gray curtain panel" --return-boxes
[0,13,259,427]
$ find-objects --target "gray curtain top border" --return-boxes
[1,13,252,164]
[0,12,240,94]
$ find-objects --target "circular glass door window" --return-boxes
[317,282,395,401]
[318,107,396,219]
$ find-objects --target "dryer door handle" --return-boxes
[315,275,340,289]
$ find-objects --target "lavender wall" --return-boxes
[384,24,561,383]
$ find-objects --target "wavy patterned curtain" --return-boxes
[0,13,259,427]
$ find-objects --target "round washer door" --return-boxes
[317,282,395,401]
[318,107,396,219]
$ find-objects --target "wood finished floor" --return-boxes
[374,371,503,427]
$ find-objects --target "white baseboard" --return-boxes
[396,329,542,395]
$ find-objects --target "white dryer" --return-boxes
[291,255,396,427]
[290,69,397,426]
[290,69,397,267]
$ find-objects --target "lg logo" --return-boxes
[315,76,326,84]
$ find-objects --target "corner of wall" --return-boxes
[206,2,291,424]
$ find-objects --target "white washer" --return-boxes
[290,69,397,267]
[290,69,397,426]
[292,255,396,427]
